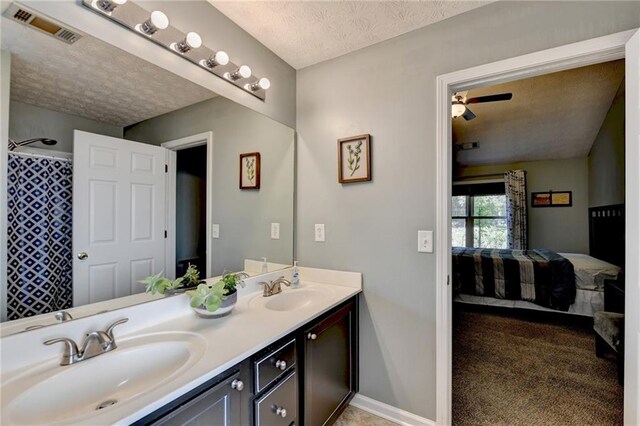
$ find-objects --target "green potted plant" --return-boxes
[186,272,245,318]
[138,264,202,296]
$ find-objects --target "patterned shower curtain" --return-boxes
[7,152,73,320]
[504,169,528,250]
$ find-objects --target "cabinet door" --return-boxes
[304,301,356,426]
[151,371,243,426]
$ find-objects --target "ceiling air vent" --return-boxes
[3,3,82,45]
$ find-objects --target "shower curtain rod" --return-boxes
[8,150,72,162]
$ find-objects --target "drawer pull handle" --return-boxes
[231,379,244,392]
[307,333,317,340]
[275,360,287,370]
[275,406,287,418]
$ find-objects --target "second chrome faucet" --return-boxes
[258,276,292,297]
[44,318,128,366]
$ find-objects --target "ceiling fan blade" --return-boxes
[462,108,476,121]
[466,93,513,104]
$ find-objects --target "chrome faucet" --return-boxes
[55,311,73,322]
[44,318,128,366]
[258,276,292,297]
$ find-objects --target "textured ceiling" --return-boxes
[453,60,625,166]
[209,0,491,69]
[1,17,216,127]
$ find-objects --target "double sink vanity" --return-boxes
[0,267,362,425]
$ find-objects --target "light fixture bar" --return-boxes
[82,0,269,101]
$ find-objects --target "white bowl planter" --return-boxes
[192,291,237,319]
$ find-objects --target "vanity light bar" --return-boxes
[81,0,269,101]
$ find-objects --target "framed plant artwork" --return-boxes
[338,134,371,184]
[239,152,260,190]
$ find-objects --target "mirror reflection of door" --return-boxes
[72,130,167,306]
[175,145,207,277]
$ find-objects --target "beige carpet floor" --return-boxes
[335,406,398,425]
[453,306,623,425]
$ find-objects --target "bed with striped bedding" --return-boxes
[452,247,576,311]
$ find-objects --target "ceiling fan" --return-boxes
[451,91,513,121]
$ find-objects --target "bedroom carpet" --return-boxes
[453,306,623,426]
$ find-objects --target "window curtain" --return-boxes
[504,169,527,249]
[6,153,73,320]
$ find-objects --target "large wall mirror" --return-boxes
[1,13,294,335]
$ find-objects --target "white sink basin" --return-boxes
[251,289,328,312]
[2,332,206,425]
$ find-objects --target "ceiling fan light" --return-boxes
[451,103,466,118]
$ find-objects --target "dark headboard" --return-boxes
[589,204,625,268]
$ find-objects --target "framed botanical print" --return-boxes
[338,134,371,184]
[239,152,260,189]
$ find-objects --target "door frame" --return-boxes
[435,29,639,425]
[162,131,214,279]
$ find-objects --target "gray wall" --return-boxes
[124,96,295,276]
[458,158,589,253]
[18,1,296,128]
[589,80,625,207]
[295,1,640,419]
[9,101,123,153]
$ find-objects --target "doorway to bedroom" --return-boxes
[450,59,626,425]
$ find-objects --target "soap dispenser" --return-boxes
[261,257,268,273]
[291,261,300,289]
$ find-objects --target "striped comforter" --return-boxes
[452,247,576,311]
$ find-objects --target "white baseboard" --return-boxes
[349,394,435,426]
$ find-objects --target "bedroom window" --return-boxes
[452,182,507,248]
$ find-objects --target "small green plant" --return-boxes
[182,264,201,288]
[139,264,201,295]
[220,272,245,294]
[138,272,184,295]
[186,281,226,312]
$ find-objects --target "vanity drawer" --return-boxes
[254,338,296,393]
[254,370,297,426]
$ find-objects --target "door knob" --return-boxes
[275,360,287,370]
[307,333,317,340]
[77,252,89,260]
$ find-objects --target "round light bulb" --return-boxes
[451,103,466,118]
[113,0,127,4]
[258,77,271,90]
[150,11,169,30]
[215,51,229,66]
[185,32,202,49]
[239,65,251,79]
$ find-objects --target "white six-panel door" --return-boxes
[73,130,166,306]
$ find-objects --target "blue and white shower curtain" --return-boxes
[7,152,73,320]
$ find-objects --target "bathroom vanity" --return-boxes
[0,267,361,426]
[138,297,357,426]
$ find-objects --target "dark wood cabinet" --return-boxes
[302,299,358,426]
[137,295,358,426]
[146,370,246,426]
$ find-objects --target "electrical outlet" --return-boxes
[271,223,280,239]
[418,230,433,253]
[314,224,325,242]
[212,224,220,239]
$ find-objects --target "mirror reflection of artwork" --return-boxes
[531,191,572,207]
[338,134,371,183]
[240,152,261,189]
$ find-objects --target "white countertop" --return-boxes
[0,267,361,426]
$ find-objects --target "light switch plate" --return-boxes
[212,224,220,239]
[271,223,280,240]
[314,224,325,242]
[418,230,433,253]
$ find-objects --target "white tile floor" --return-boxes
[335,406,398,425]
